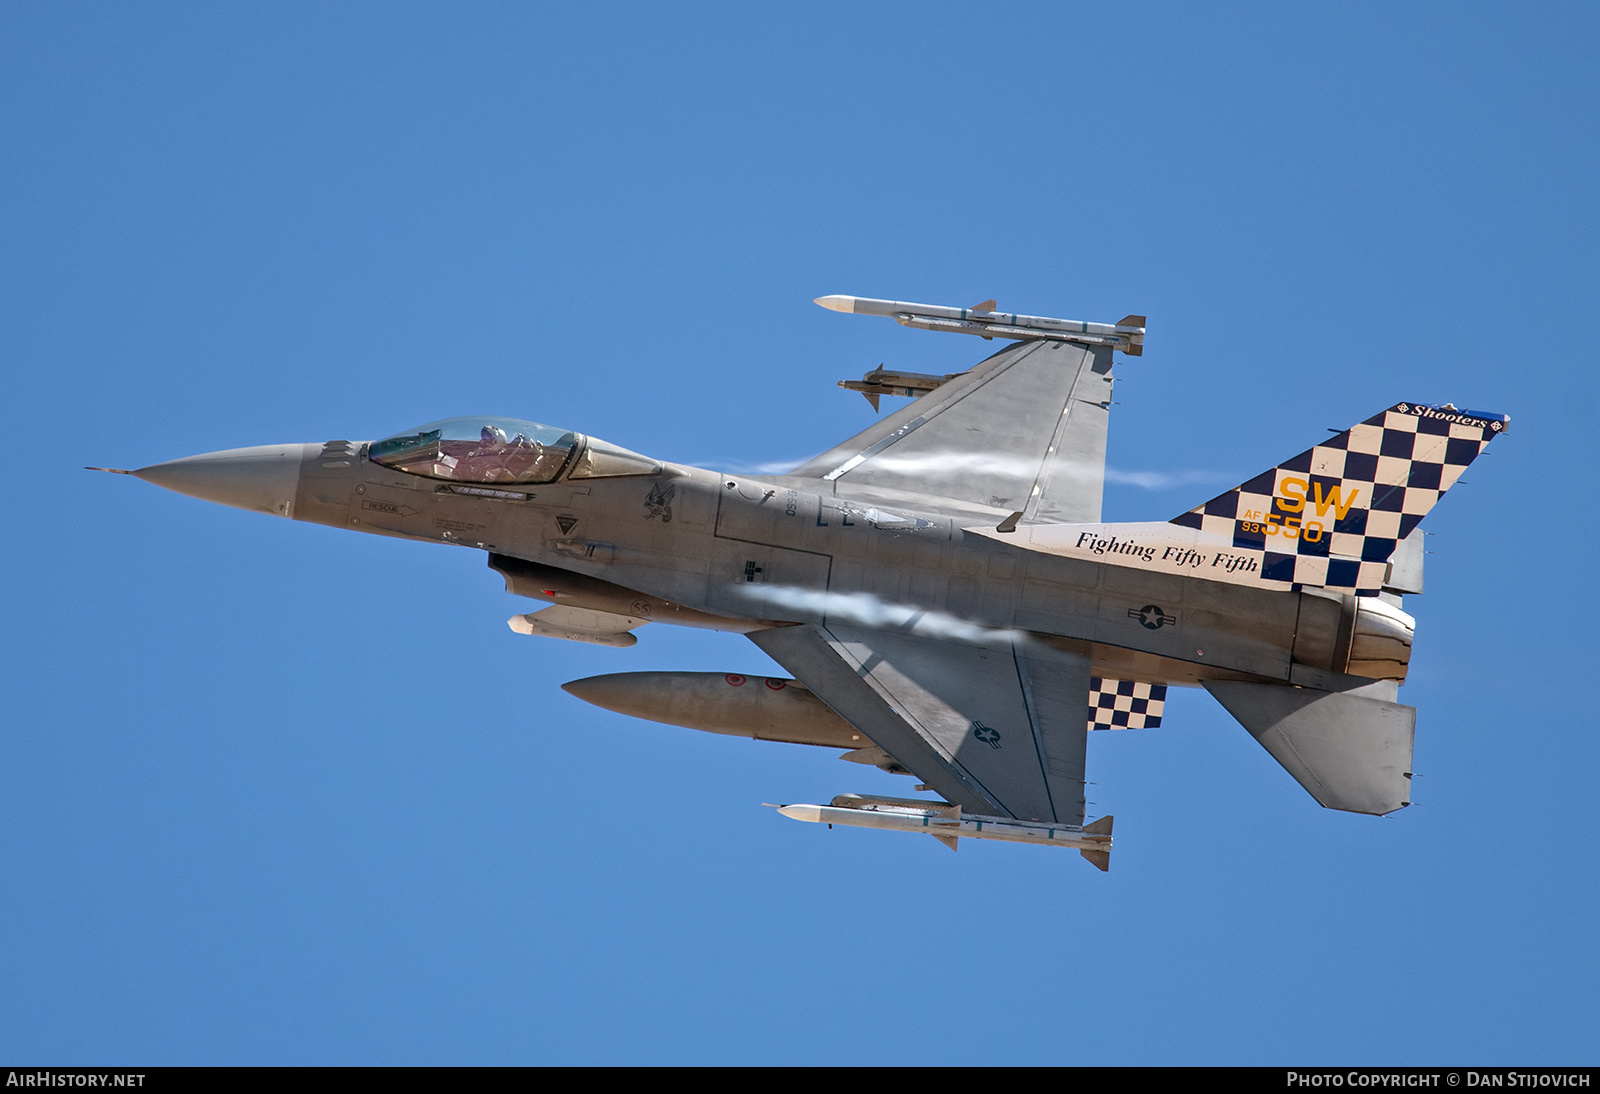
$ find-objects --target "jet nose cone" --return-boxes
[135,443,315,518]
[561,676,623,710]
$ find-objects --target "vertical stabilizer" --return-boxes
[1171,403,1507,594]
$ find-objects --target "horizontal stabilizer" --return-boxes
[1205,680,1414,815]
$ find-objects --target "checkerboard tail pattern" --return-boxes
[1087,678,1168,731]
[1169,402,1509,594]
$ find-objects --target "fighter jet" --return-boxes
[96,295,1508,868]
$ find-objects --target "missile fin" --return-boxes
[932,833,960,852]
[1080,849,1111,871]
[971,299,997,311]
[1084,815,1114,836]
[1117,315,1146,327]
[863,391,880,412]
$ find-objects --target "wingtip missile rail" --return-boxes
[776,793,1114,868]
[814,295,1146,356]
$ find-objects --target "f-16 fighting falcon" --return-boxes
[94,295,1509,869]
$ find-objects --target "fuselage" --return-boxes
[271,434,1369,692]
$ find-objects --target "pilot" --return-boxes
[454,424,509,482]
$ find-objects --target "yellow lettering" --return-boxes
[1277,477,1308,513]
[1313,483,1360,521]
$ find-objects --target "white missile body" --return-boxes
[508,605,648,647]
[778,794,1113,869]
[814,295,1145,356]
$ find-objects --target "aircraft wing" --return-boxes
[788,339,1114,522]
[750,624,1091,824]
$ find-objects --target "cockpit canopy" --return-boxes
[368,416,659,485]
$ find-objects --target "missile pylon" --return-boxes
[776,794,1114,869]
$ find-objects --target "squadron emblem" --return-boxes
[644,482,675,522]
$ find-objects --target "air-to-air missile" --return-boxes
[774,794,1114,867]
[825,296,1142,411]
[837,366,962,412]
[814,294,1146,355]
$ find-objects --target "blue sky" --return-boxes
[2,2,1596,1064]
